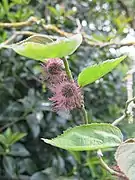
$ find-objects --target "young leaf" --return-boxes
[78,55,126,87]
[8,132,27,146]
[41,123,123,151]
[115,138,135,180]
[4,34,82,61]
[0,134,7,145]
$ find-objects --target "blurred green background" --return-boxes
[0,0,135,179]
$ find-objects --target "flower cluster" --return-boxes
[42,58,84,111]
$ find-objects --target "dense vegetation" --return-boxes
[0,0,135,179]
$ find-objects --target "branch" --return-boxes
[0,16,72,37]
[112,96,135,126]
[126,70,134,123]
[0,16,38,28]
[1,16,135,48]
[85,38,135,48]
[42,24,72,37]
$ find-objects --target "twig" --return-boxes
[126,70,134,123]
[42,24,72,37]
[112,114,126,126]
[0,16,72,37]
[1,16,135,48]
[0,16,38,28]
[97,150,126,178]
[0,117,24,132]
[0,110,32,132]
[112,96,135,126]
[85,38,135,48]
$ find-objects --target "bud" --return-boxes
[42,58,68,90]
[49,81,84,111]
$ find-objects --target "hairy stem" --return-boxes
[63,57,73,80]
[82,106,89,124]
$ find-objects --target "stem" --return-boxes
[112,114,126,126]
[98,156,126,178]
[97,150,126,178]
[63,57,73,80]
[126,70,134,124]
[82,106,88,124]
[0,16,37,28]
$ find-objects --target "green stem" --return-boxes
[63,57,89,125]
[82,106,88,124]
[112,114,126,126]
[63,57,73,80]
[97,150,126,178]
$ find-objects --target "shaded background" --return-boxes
[0,0,135,179]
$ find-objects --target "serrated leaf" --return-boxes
[42,123,123,151]
[78,55,126,87]
[115,139,135,180]
[5,34,82,61]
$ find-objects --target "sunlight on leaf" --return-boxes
[42,123,123,151]
[78,55,126,87]
[4,34,82,61]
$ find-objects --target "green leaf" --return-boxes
[0,134,6,145]
[2,0,9,14]
[69,150,81,163]
[4,128,12,137]
[8,132,26,146]
[115,138,135,180]
[78,55,126,87]
[3,156,17,178]
[42,123,123,151]
[5,34,82,61]
[10,143,30,157]
[30,172,51,180]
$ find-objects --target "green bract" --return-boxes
[115,139,135,180]
[4,34,82,61]
[42,123,123,151]
[78,55,126,87]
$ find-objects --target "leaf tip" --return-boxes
[41,138,51,144]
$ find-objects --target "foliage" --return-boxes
[0,0,134,180]
[5,34,82,60]
[42,123,123,151]
[115,139,135,180]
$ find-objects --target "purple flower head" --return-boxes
[42,58,68,90]
[49,81,84,111]
[42,58,63,76]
